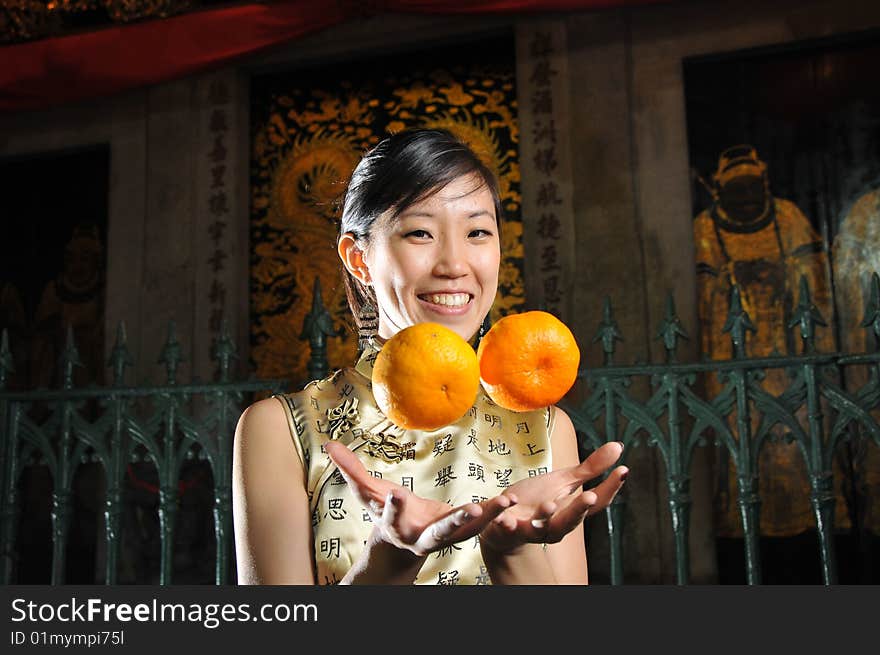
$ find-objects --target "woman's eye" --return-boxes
[405,230,431,239]
[469,229,493,238]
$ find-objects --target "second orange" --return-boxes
[477,310,581,412]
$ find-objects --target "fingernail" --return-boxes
[616,441,625,449]
[620,471,629,483]
[530,519,547,529]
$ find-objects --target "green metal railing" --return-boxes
[561,275,880,585]
[0,320,288,585]
[2,275,878,585]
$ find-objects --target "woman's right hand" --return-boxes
[326,441,513,557]
[480,441,627,554]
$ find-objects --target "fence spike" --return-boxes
[0,328,14,390]
[212,318,238,383]
[722,285,756,359]
[60,324,84,389]
[108,320,135,386]
[787,275,827,354]
[860,272,880,344]
[300,277,336,382]
[158,320,184,384]
[592,296,623,365]
[656,292,689,363]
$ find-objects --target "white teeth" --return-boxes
[424,293,470,307]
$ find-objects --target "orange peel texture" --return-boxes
[477,310,581,412]
[372,323,481,431]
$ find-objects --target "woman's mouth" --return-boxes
[417,292,473,314]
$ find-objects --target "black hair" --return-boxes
[339,128,504,334]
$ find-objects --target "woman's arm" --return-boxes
[544,408,589,584]
[232,398,316,584]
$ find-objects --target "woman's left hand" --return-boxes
[480,441,628,553]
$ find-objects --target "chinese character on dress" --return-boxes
[495,469,513,488]
[320,537,341,559]
[434,466,456,487]
[489,439,511,456]
[433,434,455,457]
[468,462,486,483]
[435,543,462,559]
[324,498,347,520]
[527,443,546,457]
[467,430,480,451]
[438,570,460,586]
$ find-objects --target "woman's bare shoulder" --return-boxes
[240,395,286,421]
[235,396,296,458]
[233,397,315,584]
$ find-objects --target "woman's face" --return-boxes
[362,174,500,342]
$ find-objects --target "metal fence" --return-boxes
[560,275,880,585]
[0,321,288,585]
[1,276,878,585]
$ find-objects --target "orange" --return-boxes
[477,310,581,411]
[372,322,480,431]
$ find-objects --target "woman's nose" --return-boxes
[432,239,468,278]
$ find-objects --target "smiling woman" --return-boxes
[232,128,628,585]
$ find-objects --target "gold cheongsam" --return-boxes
[274,340,555,585]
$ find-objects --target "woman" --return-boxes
[233,128,628,585]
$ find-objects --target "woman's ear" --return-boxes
[338,233,371,284]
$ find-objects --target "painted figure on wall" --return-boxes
[29,222,105,389]
[832,186,880,536]
[694,145,847,538]
[834,187,880,351]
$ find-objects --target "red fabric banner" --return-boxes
[0,0,671,113]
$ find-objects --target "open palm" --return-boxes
[325,441,513,557]
[481,441,628,552]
